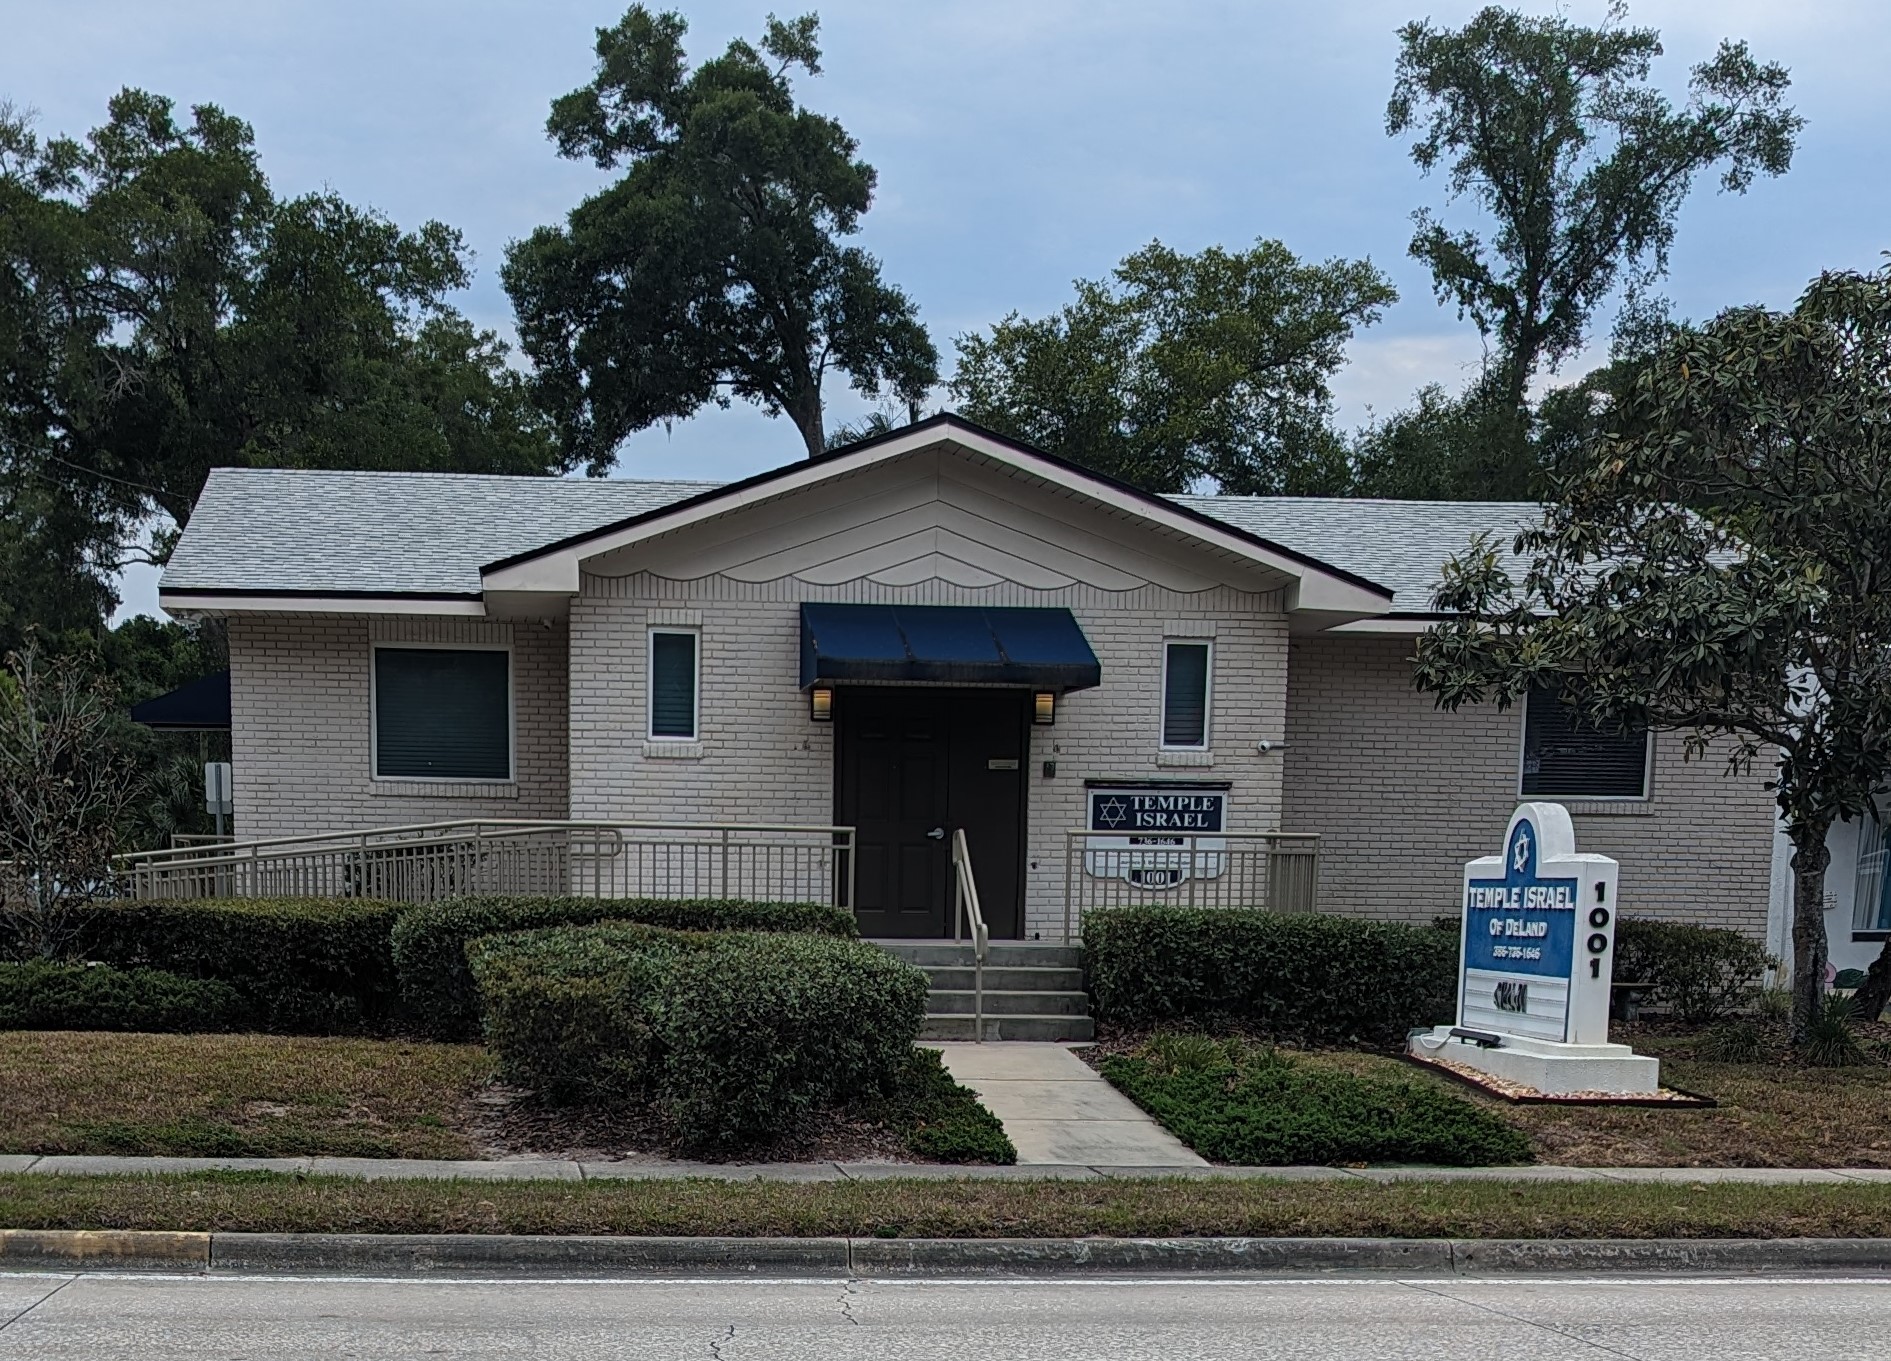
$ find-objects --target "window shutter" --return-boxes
[1520,684,1647,798]
[650,632,698,739]
[375,649,510,779]
[1163,642,1209,748]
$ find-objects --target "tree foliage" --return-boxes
[504,7,938,463]
[1412,267,1891,1041]
[951,239,1395,493]
[0,646,141,959]
[0,90,564,649]
[1387,3,1800,495]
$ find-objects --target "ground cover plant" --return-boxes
[0,1031,492,1159]
[1100,1034,1531,1166]
[1083,905,1455,1047]
[5,1171,1890,1241]
[392,895,856,1040]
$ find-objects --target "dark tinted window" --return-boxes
[1521,683,1648,798]
[650,631,698,739]
[1162,642,1210,748]
[374,648,509,779]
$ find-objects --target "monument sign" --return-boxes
[1409,802,1659,1096]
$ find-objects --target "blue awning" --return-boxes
[799,604,1101,692]
[129,670,231,730]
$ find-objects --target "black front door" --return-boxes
[837,689,1026,939]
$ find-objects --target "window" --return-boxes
[1853,811,1890,934]
[1161,640,1211,749]
[648,629,699,741]
[1520,683,1649,799]
[373,646,510,780]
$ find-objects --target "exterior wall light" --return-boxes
[1033,691,1056,726]
[809,685,835,722]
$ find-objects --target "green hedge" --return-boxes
[1083,906,1455,1048]
[1613,918,1776,1023]
[74,898,403,1033]
[1102,1034,1531,1166]
[470,923,927,1155]
[393,896,857,1040]
[0,961,246,1033]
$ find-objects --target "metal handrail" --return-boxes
[1060,829,1323,941]
[950,828,990,1044]
[116,817,855,867]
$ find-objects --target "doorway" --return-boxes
[835,688,1027,939]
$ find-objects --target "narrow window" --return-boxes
[1161,641,1211,749]
[373,647,510,780]
[648,629,699,740]
[1520,682,1649,799]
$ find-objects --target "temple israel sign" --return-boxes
[1083,783,1228,888]
[1409,802,1659,1096]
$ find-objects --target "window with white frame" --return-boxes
[1161,640,1211,749]
[1853,808,1890,934]
[648,628,700,741]
[1519,682,1649,799]
[373,646,511,780]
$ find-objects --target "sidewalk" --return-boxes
[3,1153,1887,1183]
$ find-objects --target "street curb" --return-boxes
[6,1231,1891,1277]
[0,1229,209,1272]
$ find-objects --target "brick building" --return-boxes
[158,415,1776,940]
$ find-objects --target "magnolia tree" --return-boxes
[0,646,139,958]
[1413,267,1891,1044]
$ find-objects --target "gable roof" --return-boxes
[1167,496,1539,614]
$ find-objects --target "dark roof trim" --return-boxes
[479,412,1395,600]
[129,669,231,730]
[160,587,484,602]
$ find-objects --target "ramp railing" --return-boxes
[1060,830,1321,942]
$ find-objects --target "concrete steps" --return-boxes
[873,940,1094,1043]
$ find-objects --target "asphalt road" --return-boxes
[1,1271,1887,1359]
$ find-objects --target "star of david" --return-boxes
[1096,797,1129,829]
[1512,828,1532,873]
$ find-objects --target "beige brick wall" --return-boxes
[570,573,1290,938]
[1280,633,1776,937]
[228,614,569,838]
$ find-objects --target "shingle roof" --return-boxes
[1170,495,1540,612]
[162,467,1539,611]
[163,468,714,596]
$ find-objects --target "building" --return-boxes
[156,415,1777,939]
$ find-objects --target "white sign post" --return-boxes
[1408,802,1659,1096]
[204,761,233,839]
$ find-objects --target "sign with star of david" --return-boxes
[1084,784,1228,887]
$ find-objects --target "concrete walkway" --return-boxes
[928,1042,1207,1167]
[3,1153,1890,1182]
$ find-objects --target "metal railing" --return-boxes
[1060,830,1321,941]
[116,819,857,908]
[950,828,990,1043]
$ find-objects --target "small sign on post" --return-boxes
[204,761,233,838]
[1409,802,1659,1096]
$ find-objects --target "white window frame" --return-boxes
[1514,696,1652,803]
[369,640,515,783]
[646,627,702,743]
[1159,638,1214,752]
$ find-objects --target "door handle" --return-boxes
[926,827,946,840]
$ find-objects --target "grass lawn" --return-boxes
[0,1032,493,1160]
[0,1032,1013,1164]
[1093,1032,1891,1169]
[5,1172,1891,1239]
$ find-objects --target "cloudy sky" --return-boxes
[9,0,1885,618]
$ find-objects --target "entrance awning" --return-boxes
[129,670,232,730]
[799,604,1101,692]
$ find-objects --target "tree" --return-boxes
[0,90,567,626]
[1412,267,1891,1045]
[950,239,1396,494]
[0,645,141,959]
[504,8,938,464]
[1348,375,1517,500]
[1387,3,1800,496]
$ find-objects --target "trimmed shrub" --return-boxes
[0,961,245,1033]
[469,923,927,1155]
[394,896,856,1040]
[877,1047,1017,1164]
[73,898,402,1032]
[1613,918,1775,1024]
[1102,1035,1532,1166]
[1083,906,1456,1049]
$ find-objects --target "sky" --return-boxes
[7,0,1886,621]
